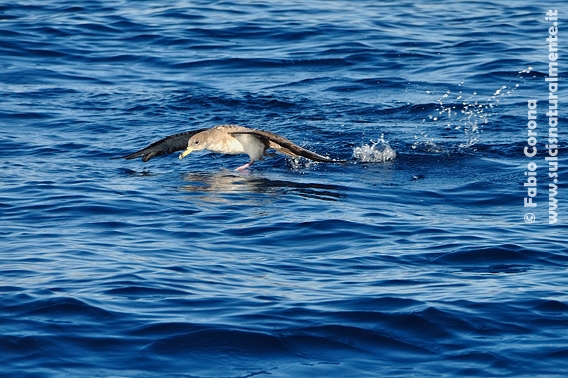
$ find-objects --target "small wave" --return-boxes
[352,135,396,163]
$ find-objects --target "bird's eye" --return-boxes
[194,140,200,145]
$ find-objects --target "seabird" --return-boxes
[123,124,343,170]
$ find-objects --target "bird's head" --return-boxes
[179,133,208,160]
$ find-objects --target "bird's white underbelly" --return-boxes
[233,134,265,161]
[208,137,244,155]
[208,134,265,161]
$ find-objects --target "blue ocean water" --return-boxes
[1,0,567,376]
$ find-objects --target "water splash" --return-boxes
[288,156,319,171]
[411,138,446,153]
[353,135,397,163]
[422,67,532,148]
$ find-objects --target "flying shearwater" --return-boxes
[123,124,343,170]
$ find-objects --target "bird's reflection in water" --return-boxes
[179,170,345,202]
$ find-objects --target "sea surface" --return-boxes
[1,1,567,376]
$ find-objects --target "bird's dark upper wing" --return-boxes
[123,129,207,162]
[230,129,344,163]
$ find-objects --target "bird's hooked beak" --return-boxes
[179,147,193,160]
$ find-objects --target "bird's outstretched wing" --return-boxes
[123,129,207,162]
[230,129,344,163]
